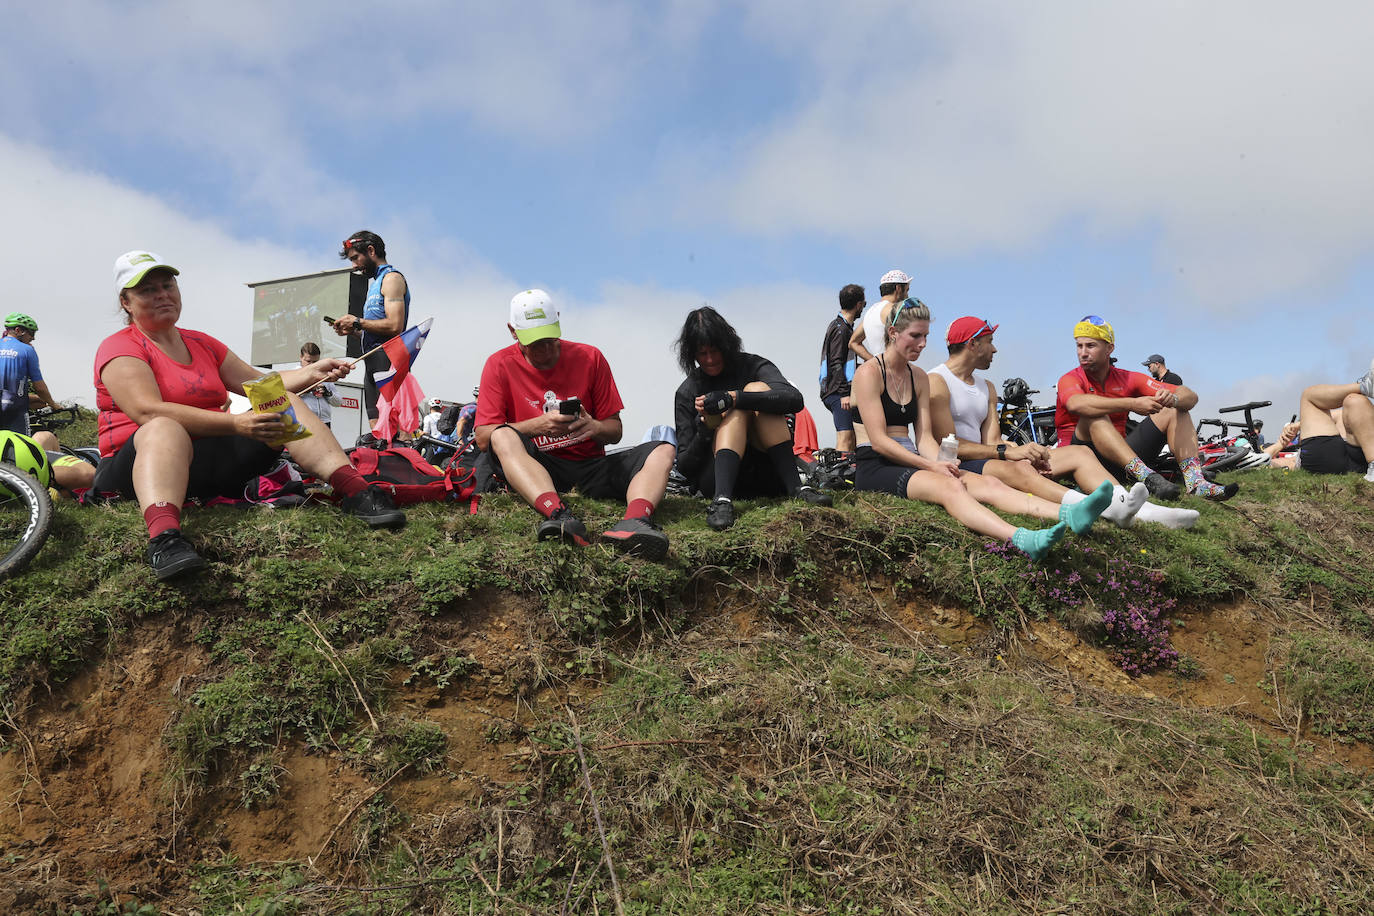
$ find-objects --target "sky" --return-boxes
[6,1,1374,450]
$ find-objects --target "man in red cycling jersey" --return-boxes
[1054,315,1237,502]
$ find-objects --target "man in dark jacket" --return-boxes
[819,284,864,452]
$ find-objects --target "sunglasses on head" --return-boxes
[1080,314,1107,325]
[888,297,927,327]
[342,237,368,253]
[968,320,995,340]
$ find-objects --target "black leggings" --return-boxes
[94,433,281,501]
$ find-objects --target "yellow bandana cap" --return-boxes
[1072,316,1114,344]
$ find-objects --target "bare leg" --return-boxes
[283,392,350,478]
[1340,392,1374,463]
[32,431,59,451]
[836,429,856,452]
[130,417,192,511]
[905,470,1016,540]
[1298,383,1360,438]
[1047,444,1115,491]
[981,457,1071,503]
[626,442,675,506]
[959,471,1062,520]
[488,426,557,507]
[1077,415,1142,467]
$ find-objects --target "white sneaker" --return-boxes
[1365,462,1374,483]
[1359,358,1374,398]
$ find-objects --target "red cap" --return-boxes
[947,316,998,345]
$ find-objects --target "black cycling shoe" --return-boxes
[601,517,670,560]
[537,507,590,546]
[796,485,833,507]
[1197,481,1240,502]
[147,529,207,581]
[706,497,735,531]
[339,486,407,529]
[1143,472,1181,501]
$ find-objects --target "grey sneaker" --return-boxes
[147,529,207,581]
[1143,472,1181,501]
[1359,358,1374,398]
[537,507,590,546]
[706,497,735,531]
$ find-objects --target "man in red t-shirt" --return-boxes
[1054,315,1237,501]
[475,289,676,558]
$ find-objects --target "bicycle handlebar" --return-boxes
[1218,400,1271,414]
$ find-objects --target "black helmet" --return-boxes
[1002,377,1031,406]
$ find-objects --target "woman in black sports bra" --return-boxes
[850,299,1111,561]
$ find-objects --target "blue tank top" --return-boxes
[362,264,411,350]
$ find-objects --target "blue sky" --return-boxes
[6,1,1373,446]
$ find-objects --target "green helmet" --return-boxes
[0,431,52,489]
[3,312,37,333]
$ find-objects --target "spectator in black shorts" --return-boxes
[1295,362,1374,481]
[673,306,832,531]
[819,284,864,453]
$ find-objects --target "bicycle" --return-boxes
[0,461,54,579]
[998,378,1058,446]
[28,405,80,435]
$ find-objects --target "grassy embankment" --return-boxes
[3,413,1374,913]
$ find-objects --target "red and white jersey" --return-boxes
[1054,366,1175,447]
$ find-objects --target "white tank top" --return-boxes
[929,363,989,444]
[860,301,889,358]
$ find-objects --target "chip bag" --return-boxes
[242,371,312,448]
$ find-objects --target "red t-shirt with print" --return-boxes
[1054,366,1175,447]
[475,340,624,461]
[94,325,230,456]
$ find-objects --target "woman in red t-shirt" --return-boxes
[95,251,407,581]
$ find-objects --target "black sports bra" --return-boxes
[851,357,919,427]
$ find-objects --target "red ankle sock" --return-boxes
[624,498,654,521]
[328,465,369,498]
[534,492,564,518]
[143,502,181,539]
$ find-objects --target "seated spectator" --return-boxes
[96,251,405,581]
[851,299,1114,561]
[1291,365,1374,481]
[29,429,97,494]
[1055,315,1238,501]
[672,306,831,530]
[475,289,675,558]
[928,316,1198,529]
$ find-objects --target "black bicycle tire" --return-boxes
[0,461,54,579]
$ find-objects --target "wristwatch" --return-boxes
[996,443,1008,460]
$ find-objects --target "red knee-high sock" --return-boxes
[143,502,181,539]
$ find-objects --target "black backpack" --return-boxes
[436,403,464,436]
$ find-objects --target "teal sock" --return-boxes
[1123,457,1151,482]
[1010,521,1067,562]
[1058,480,1114,534]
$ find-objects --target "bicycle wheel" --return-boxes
[0,461,53,579]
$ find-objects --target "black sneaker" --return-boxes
[537,506,590,546]
[1198,481,1240,502]
[147,529,207,581]
[1143,472,1181,501]
[706,497,735,531]
[601,517,670,560]
[796,485,833,507]
[339,486,406,529]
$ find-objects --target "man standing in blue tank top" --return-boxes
[333,230,410,436]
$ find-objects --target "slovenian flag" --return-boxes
[376,318,432,400]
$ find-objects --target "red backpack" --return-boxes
[345,445,477,506]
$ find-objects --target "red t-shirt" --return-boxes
[1054,366,1175,447]
[93,325,231,456]
[475,340,624,461]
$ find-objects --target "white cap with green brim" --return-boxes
[114,250,179,293]
[509,288,561,345]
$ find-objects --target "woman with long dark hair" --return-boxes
[673,307,831,530]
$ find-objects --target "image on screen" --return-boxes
[249,269,353,366]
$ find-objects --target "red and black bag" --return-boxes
[345,445,477,506]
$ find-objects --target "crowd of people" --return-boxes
[3,249,1372,582]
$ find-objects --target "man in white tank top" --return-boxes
[848,269,911,363]
[927,316,1198,530]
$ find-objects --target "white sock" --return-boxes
[1064,483,1148,528]
[1365,462,1374,483]
[1134,501,1200,530]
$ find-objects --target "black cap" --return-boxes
[1141,354,1165,366]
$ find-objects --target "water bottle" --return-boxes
[937,434,959,464]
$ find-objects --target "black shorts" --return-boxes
[491,428,670,501]
[691,446,788,499]
[1071,416,1167,482]
[93,433,281,501]
[1299,435,1367,474]
[852,445,916,497]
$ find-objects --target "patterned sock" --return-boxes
[1179,456,1226,497]
[624,498,654,521]
[143,501,181,539]
[534,491,564,518]
[328,465,369,498]
[765,442,802,495]
[1123,457,1152,482]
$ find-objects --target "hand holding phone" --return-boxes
[559,397,582,416]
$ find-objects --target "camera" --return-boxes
[559,397,582,416]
